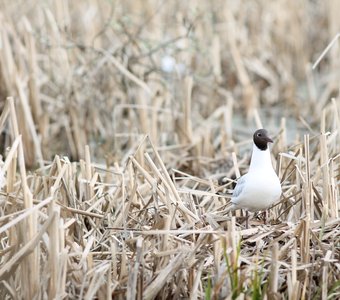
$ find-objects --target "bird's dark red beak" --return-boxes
[266,136,273,143]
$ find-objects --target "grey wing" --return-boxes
[232,174,248,199]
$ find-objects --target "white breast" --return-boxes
[231,169,281,211]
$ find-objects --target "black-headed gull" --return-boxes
[231,129,282,224]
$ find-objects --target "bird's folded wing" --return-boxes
[232,174,247,199]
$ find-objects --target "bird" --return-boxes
[231,129,282,226]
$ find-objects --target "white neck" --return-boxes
[249,143,274,172]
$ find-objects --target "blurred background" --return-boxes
[0,0,338,168]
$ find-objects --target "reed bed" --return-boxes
[0,1,339,299]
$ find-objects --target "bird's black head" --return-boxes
[253,129,273,151]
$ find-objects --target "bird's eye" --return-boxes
[257,133,262,137]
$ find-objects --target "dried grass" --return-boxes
[0,1,339,299]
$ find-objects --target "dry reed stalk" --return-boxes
[22,18,43,129]
[320,132,330,219]
[44,7,70,78]
[304,134,313,223]
[0,100,10,132]
[70,106,87,159]
[253,109,263,130]
[268,242,279,298]
[16,77,44,167]
[0,24,16,92]
[85,145,94,200]
[47,204,60,300]
[190,260,204,300]
[321,250,331,300]
[150,89,163,144]
[327,1,340,68]
[289,242,299,300]
[184,76,193,143]
[212,34,222,81]
[225,9,257,120]
[126,236,143,300]
[221,94,234,152]
[6,101,18,196]
[135,90,150,136]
